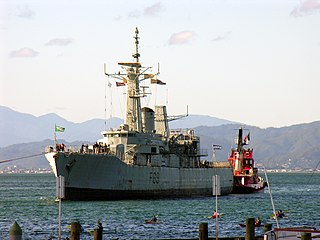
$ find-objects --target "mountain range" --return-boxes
[1,105,319,171]
[0,105,237,147]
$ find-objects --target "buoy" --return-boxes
[9,221,22,240]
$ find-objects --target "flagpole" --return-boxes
[54,124,57,148]
[215,175,219,240]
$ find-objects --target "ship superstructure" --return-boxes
[45,28,233,200]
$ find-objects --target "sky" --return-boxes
[1,0,320,129]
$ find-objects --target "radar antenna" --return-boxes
[167,105,189,122]
[133,27,140,62]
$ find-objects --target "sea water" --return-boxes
[0,173,319,239]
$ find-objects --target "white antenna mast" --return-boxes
[166,88,168,107]
[104,78,107,131]
[108,79,112,119]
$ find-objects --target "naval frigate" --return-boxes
[45,28,234,200]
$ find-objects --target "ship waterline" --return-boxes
[46,152,233,200]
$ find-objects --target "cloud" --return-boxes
[290,0,320,17]
[16,5,35,19]
[168,31,195,45]
[144,2,164,17]
[128,2,164,19]
[9,48,39,58]
[45,38,75,46]
[128,10,141,19]
[114,15,122,21]
[212,32,231,42]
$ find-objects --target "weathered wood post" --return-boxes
[246,218,255,240]
[70,221,81,240]
[93,219,103,240]
[264,223,273,233]
[199,222,208,240]
[93,228,103,240]
[9,221,22,240]
[301,232,312,240]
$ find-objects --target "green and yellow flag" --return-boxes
[55,124,65,132]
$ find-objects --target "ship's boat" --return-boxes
[228,128,266,194]
[45,28,234,200]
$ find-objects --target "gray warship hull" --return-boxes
[46,152,233,200]
[46,28,234,201]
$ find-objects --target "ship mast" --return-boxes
[124,27,143,131]
[104,27,159,132]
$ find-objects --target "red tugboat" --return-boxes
[228,128,266,194]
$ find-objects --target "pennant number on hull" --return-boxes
[149,171,160,184]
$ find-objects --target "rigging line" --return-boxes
[143,90,151,107]
[104,77,113,130]
[109,79,113,119]
[154,84,158,107]
[115,86,124,120]
[263,166,279,228]
[166,88,168,108]
[0,153,45,164]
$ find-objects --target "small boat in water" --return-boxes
[145,215,160,224]
[144,220,161,224]
[228,128,266,194]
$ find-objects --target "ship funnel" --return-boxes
[142,107,155,133]
[155,106,169,138]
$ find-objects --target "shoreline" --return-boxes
[1,169,319,174]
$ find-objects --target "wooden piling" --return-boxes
[199,222,208,240]
[245,218,255,240]
[93,228,103,240]
[70,221,81,240]
[301,232,311,240]
[9,221,22,240]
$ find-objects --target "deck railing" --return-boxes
[264,227,320,240]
